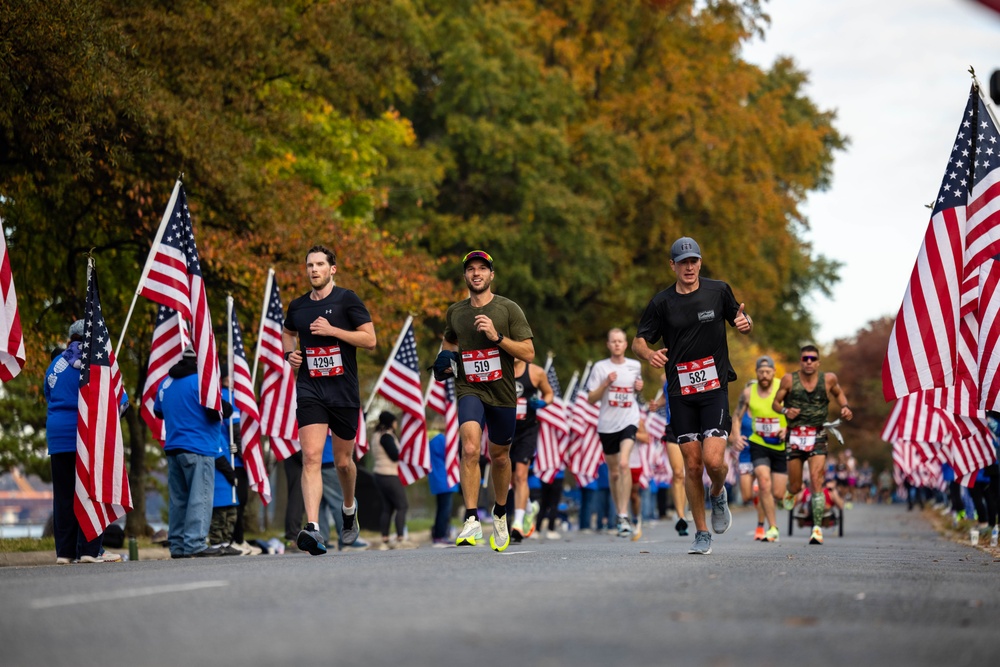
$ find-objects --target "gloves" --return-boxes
[528,397,547,411]
[432,350,460,382]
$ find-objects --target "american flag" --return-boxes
[534,363,570,484]
[74,258,132,541]
[567,363,602,487]
[256,272,300,461]
[373,317,428,485]
[883,86,1000,402]
[974,255,1000,411]
[0,225,25,382]
[137,181,221,412]
[228,298,271,504]
[426,371,461,489]
[141,306,189,443]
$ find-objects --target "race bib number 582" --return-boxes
[676,356,720,395]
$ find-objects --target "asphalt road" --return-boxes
[1,503,996,667]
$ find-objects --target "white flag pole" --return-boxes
[115,178,182,359]
[364,314,414,415]
[227,296,237,505]
[251,268,274,389]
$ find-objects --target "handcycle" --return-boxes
[787,421,845,538]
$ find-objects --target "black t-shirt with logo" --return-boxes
[635,278,740,397]
[283,287,372,407]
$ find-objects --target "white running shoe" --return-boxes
[490,511,510,552]
[456,516,483,546]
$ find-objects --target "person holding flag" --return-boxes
[283,245,376,556]
[433,250,535,551]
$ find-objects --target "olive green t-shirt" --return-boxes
[443,295,533,407]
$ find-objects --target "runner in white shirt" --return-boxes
[586,328,644,537]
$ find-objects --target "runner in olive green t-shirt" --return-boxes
[432,250,534,552]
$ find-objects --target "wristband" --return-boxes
[494,332,504,345]
[284,350,294,361]
[781,407,788,415]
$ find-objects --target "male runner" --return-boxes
[731,401,766,539]
[587,328,644,537]
[731,356,787,542]
[771,344,853,545]
[650,380,689,536]
[433,250,534,552]
[632,237,753,555]
[283,245,376,555]
[508,357,554,543]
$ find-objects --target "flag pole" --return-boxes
[227,295,237,505]
[364,314,414,415]
[251,268,274,389]
[115,178,182,359]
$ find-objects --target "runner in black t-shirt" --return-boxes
[633,237,753,555]
[282,245,376,555]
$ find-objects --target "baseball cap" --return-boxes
[670,237,701,262]
[756,355,775,370]
[462,250,493,271]
[68,319,85,339]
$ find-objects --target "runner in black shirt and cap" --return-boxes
[632,237,753,555]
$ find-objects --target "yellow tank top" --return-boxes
[748,382,786,450]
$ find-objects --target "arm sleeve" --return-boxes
[345,290,374,328]
[443,304,458,345]
[635,297,663,344]
[722,283,740,326]
[215,455,236,485]
[380,434,400,462]
[507,301,534,342]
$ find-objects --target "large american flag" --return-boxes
[140,305,189,443]
[256,272,300,461]
[0,225,25,382]
[374,317,429,485]
[228,298,271,504]
[74,258,132,541]
[534,364,570,484]
[567,363,602,487]
[136,181,221,412]
[426,371,461,488]
[883,86,1000,402]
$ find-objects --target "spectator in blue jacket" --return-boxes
[428,431,460,546]
[44,320,127,564]
[154,346,232,558]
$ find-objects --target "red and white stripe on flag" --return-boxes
[0,226,25,382]
[137,182,221,412]
[355,408,368,458]
[141,306,189,443]
[75,258,132,541]
[975,256,1000,411]
[257,274,299,461]
[535,398,569,482]
[567,390,602,486]
[375,320,428,486]
[228,302,271,505]
[427,375,461,488]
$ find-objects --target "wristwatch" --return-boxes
[494,332,504,345]
[284,350,294,361]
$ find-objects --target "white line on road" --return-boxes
[502,550,536,555]
[31,580,230,610]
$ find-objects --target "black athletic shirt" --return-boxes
[283,287,372,407]
[635,278,741,397]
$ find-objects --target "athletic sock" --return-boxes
[342,502,356,515]
[811,490,825,527]
[465,508,478,522]
[493,503,507,519]
[306,522,319,532]
[514,509,526,527]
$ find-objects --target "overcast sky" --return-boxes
[741,0,1000,345]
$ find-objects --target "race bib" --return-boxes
[676,356,720,395]
[788,426,817,452]
[608,385,634,408]
[462,348,502,383]
[305,346,344,378]
[516,397,527,420]
[754,417,781,438]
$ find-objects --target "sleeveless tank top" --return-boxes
[515,363,539,425]
[786,372,830,443]
[748,381,786,450]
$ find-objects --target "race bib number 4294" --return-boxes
[306,346,344,378]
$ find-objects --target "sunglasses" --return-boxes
[462,250,493,264]
[801,355,819,362]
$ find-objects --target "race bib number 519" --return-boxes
[462,348,502,383]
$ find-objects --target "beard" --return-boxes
[758,377,772,390]
[465,274,492,294]
[310,274,333,290]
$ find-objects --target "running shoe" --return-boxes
[765,526,780,542]
[809,526,824,545]
[753,525,766,541]
[782,491,796,511]
[631,519,643,542]
[523,500,540,538]
[710,488,732,534]
[295,527,328,556]
[56,556,73,565]
[616,516,632,538]
[510,524,525,544]
[456,516,483,546]
[79,551,123,563]
[675,517,689,536]
[192,545,225,557]
[341,505,360,546]
[393,539,419,550]
[545,530,561,540]
[688,530,712,555]
[490,511,511,552]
